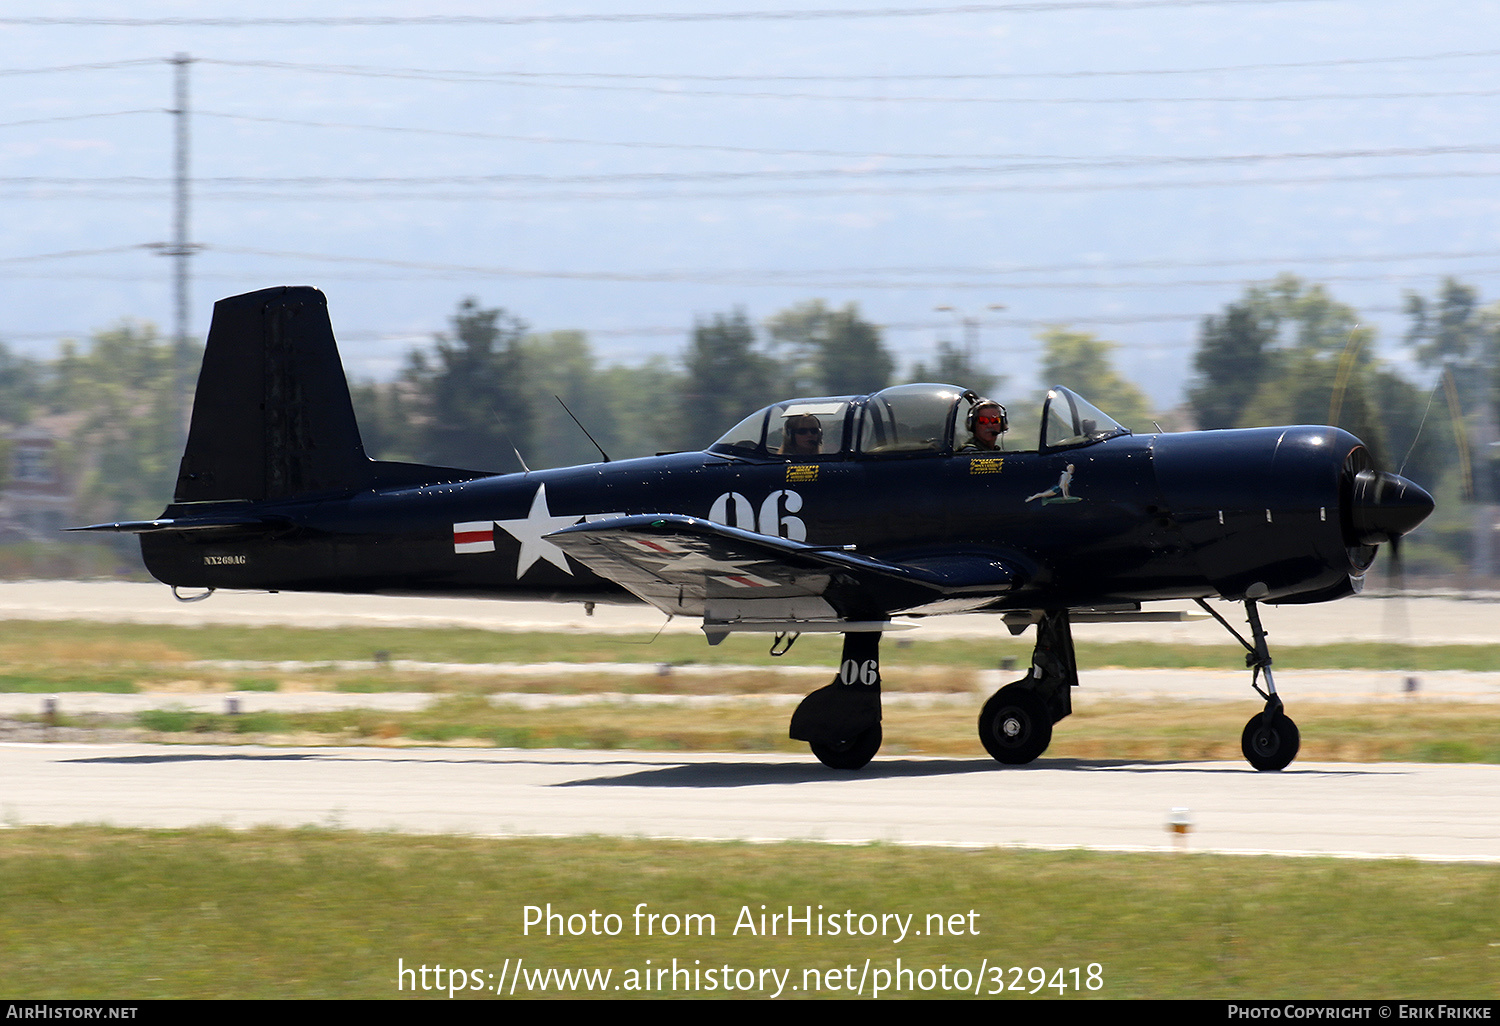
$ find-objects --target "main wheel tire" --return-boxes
[809,722,882,770]
[1241,711,1300,771]
[979,687,1052,765]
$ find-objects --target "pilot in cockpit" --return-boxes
[779,414,824,456]
[959,399,1008,452]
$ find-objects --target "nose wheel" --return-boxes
[1241,698,1300,772]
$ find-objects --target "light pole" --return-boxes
[934,304,1007,368]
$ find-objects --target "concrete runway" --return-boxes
[3,743,1497,862]
[2,581,1497,860]
[1,579,1498,644]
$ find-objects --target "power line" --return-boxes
[19,165,1487,202]
[76,244,1498,291]
[176,126,1500,171]
[0,244,150,263]
[201,48,1500,84]
[11,143,1500,190]
[0,111,160,130]
[0,59,161,76]
[181,58,1500,104]
[16,259,1500,293]
[0,2,1334,29]
[15,43,1493,85]
[474,81,1500,104]
[13,243,1500,279]
[191,110,1089,161]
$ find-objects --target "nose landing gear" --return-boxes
[1196,594,1301,771]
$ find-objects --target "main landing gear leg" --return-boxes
[978,609,1076,765]
[1195,595,1301,771]
[790,632,883,770]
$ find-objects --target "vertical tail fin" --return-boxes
[175,286,369,502]
[173,285,489,505]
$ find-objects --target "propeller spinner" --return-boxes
[1347,469,1435,546]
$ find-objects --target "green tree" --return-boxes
[1404,277,1500,432]
[0,342,40,426]
[682,309,778,448]
[1185,275,1440,475]
[597,358,688,458]
[348,379,419,463]
[405,298,532,472]
[522,330,609,469]
[766,300,893,396]
[1036,327,1152,431]
[1403,278,1500,502]
[1405,278,1488,380]
[53,321,190,525]
[1190,275,1376,432]
[1371,366,1454,487]
[1221,277,1395,463]
[1236,347,1387,462]
[1249,274,1372,356]
[1188,301,1277,430]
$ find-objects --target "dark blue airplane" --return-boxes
[79,287,1434,771]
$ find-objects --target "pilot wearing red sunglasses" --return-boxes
[960,399,1008,452]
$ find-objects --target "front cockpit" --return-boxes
[708,383,1131,460]
[1039,387,1130,450]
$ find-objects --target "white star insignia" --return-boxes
[494,484,583,577]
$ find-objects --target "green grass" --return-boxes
[136,708,289,735]
[0,671,140,693]
[0,827,1495,999]
[113,697,1500,763]
[5,619,1498,763]
[3,619,1499,674]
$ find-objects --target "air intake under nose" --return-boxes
[1347,469,1435,546]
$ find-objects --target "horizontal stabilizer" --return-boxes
[67,512,288,534]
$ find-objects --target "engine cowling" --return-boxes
[1152,426,1433,602]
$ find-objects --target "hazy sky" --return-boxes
[5,0,1500,406]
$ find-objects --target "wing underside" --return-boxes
[548,514,1021,636]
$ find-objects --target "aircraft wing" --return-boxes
[548,514,1021,636]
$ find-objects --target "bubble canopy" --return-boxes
[708,383,1129,459]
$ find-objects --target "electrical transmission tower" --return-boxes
[147,53,201,444]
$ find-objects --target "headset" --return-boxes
[963,394,1008,434]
